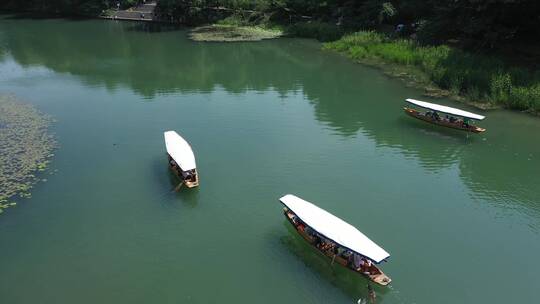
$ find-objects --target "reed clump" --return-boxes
[324,31,540,113]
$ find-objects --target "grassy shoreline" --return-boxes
[324,31,540,114]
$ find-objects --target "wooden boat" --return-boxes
[404,98,486,133]
[164,131,199,188]
[279,194,392,286]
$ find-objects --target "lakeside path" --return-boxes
[101,1,157,22]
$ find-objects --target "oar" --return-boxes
[173,180,184,192]
[367,283,376,304]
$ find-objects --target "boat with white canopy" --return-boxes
[164,130,199,189]
[279,194,391,286]
[404,98,486,133]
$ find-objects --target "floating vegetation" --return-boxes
[0,95,56,215]
[189,25,282,42]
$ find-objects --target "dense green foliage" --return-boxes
[2,0,540,112]
[325,31,540,112]
[156,0,540,48]
[286,21,343,42]
[0,0,109,16]
[2,1,539,48]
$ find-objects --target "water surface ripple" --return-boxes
[0,16,539,304]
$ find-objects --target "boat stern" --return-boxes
[370,273,392,286]
[185,169,200,188]
[472,126,486,133]
[185,180,199,188]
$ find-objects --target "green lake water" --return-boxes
[0,17,539,304]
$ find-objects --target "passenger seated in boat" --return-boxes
[449,116,457,123]
[188,171,197,182]
[360,258,372,274]
[432,111,440,121]
[334,246,347,257]
[287,211,299,225]
[353,253,363,270]
[363,259,382,275]
[291,214,298,224]
[319,240,335,251]
[297,221,306,232]
[313,234,322,247]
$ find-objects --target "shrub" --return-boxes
[509,85,540,111]
[348,46,368,59]
[490,73,512,104]
[287,21,344,42]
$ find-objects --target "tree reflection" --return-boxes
[1,17,538,215]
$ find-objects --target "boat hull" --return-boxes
[404,107,486,133]
[283,209,391,286]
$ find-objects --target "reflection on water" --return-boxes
[1,16,540,304]
[0,18,304,97]
[280,221,386,300]
[150,157,201,208]
[279,222,413,304]
[458,111,540,216]
[0,16,538,219]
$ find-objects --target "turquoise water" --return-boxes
[0,17,539,304]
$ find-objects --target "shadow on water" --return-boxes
[279,220,390,302]
[0,17,538,217]
[166,171,200,208]
[151,156,200,208]
[125,22,184,33]
[2,12,93,21]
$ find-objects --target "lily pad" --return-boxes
[0,94,56,215]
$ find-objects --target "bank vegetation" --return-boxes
[2,1,540,112]
[325,32,540,112]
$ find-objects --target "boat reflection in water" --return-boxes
[279,194,391,286]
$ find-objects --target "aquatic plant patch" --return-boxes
[189,25,282,42]
[0,95,56,214]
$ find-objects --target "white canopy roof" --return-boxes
[406,98,485,120]
[164,131,197,171]
[279,194,390,263]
